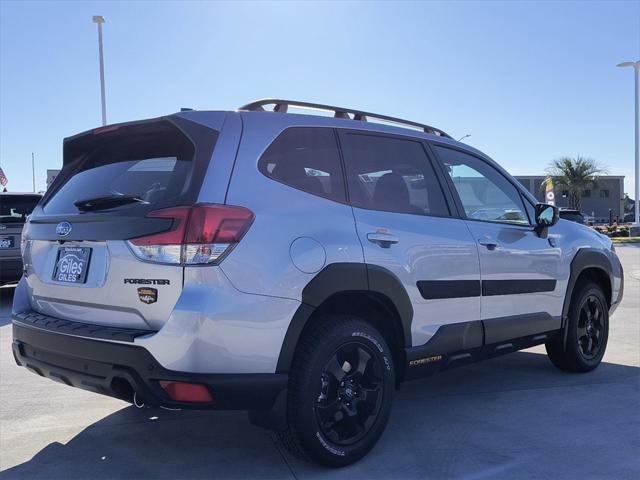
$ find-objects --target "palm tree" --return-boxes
[543,156,607,211]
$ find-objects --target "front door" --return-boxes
[432,145,564,344]
[338,130,481,348]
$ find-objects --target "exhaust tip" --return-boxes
[110,377,135,403]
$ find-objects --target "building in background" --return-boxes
[515,175,625,223]
[46,169,60,190]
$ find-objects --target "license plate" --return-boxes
[0,237,14,249]
[52,246,92,284]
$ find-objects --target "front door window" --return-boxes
[434,146,530,225]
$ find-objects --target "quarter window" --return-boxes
[434,146,529,225]
[258,128,345,202]
[339,133,450,216]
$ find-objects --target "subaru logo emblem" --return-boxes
[56,221,72,237]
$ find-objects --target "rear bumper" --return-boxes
[0,257,22,283]
[12,320,287,411]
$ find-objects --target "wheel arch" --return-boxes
[563,248,613,317]
[275,263,413,382]
[562,248,613,348]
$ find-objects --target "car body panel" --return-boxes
[23,240,183,330]
[220,112,365,300]
[463,220,565,320]
[135,266,300,373]
[351,207,481,346]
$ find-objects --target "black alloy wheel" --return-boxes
[576,294,605,360]
[315,342,384,446]
[545,281,609,372]
[280,315,395,467]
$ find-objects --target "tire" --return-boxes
[545,281,609,372]
[279,315,395,467]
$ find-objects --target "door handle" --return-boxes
[367,232,399,248]
[478,238,498,250]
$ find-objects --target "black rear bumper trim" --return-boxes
[12,322,287,411]
[13,310,155,342]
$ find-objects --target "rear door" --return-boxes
[431,145,564,343]
[338,130,481,348]
[21,114,227,331]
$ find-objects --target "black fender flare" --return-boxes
[275,263,413,373]
[562,248,613,347]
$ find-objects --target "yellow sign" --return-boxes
[545,177,555,206]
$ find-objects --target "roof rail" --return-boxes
[238,99,451,138]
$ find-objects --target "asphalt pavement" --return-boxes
[1,246,638,479]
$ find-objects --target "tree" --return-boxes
[543,156,607,211]
[623,193,635,213]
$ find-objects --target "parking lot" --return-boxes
[0,246,638,479]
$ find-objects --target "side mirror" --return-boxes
[534,203,559,237]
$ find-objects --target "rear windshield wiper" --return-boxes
[74,195,148,212]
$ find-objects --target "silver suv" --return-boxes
[12,100,624,466]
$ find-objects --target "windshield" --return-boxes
[0,195,41,224]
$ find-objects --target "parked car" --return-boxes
[12,100,624,466]
[0,192,42,285]
[623,212,636,223]
[559,208,585,224]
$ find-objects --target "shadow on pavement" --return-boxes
[3,351,639,479]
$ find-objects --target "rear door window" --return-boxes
[258,127,346,202]
[338,132,450,217]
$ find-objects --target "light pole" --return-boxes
[617,61,640,227]
[457,134,471,142]
[31,153,35,192]
[92,15,107,126]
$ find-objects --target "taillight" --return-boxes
[21,237,32,270]
[127,204,254,265]
[159,381,214,403]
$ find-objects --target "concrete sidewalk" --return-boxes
[1,246,638,479]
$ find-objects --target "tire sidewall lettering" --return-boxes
[315,431,346,456]
[351,331,383,352]
[351,331,391,371]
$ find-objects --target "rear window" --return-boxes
[44,121,213,214]
[339,132,450,217]
[258,127,346,202]
[0,195,41,223]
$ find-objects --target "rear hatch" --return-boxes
[1,193,41,258]
[21,115,222,331]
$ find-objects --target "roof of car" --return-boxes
[238,99,452,139]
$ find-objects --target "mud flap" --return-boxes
[248,388,288,431]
